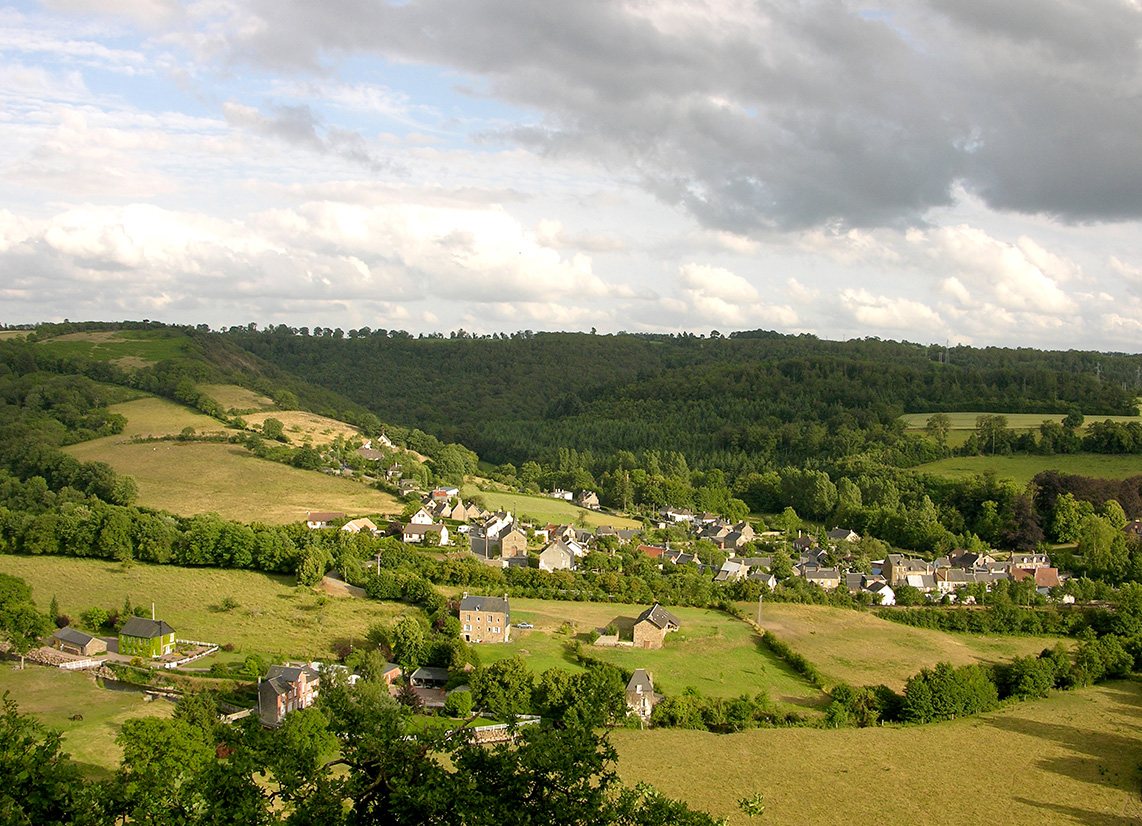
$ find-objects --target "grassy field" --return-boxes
[462,485,641,530]
[613,679,1142,826]
[1,555,413,662]
[66,440,401,523]
[63,395,400,523]
[476,598,825,709]
[199,384,276,413]
[244,409,362,447]
[36,330,192,367]
[901,411,1142,451]
[915,454,1142,487]
[751,603,1066,691]
[900,411,1142,430]
[0,665,173,779]
[104,396,230,439]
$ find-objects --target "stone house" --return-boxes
[632,603,680,650]
[459,594,510,643]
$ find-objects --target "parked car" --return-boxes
[516,622,534,629]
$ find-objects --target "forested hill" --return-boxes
[224,328,1140,468]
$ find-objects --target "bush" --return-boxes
[902,662,998,723]
[80,606,108,632]
[444,689,473,718]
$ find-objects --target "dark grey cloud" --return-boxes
[225,0,1142,230]
[223,101,392,172]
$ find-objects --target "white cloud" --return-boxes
[679,263,759,302]
[926,225,1078,314]
[939,276,973,306]
[840,290,944,332]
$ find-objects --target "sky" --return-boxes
[2,0,1142,351]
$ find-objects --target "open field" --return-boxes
[244,409,362,446]
[462,484,641,530]
[613,679,1142,826]
[36,330,192,367]
[750,603,1067,691]
[105,396,230,439]
[64,394,399,522]
[0,330,28,339]
[477,598,825,709]
[66,440,401,523]
[0,665,173,779]
[901,411,1142,430]
[915,453,1142,487]
[199,384,276,413]
[1,555,413,661]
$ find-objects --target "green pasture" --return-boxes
[0,665,173,779]
[477,598,824,709]
[613,679,1142,826]
[0,330,28,339]
[750,602,1066,691]
[36,330,191,366]
[462,485,641,530]
[1,555,413,662]
[915,453,1142,487]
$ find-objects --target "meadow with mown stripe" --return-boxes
[2,555,414,662]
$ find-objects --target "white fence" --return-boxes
[470,715,541,734]
[58,657,101,670]
[162,642,219,670]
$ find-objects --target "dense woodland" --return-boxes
[3,323,1142,566]
[221,325,1140,470]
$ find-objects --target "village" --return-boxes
[32,468,1118,739]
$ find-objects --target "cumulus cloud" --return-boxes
[0,200,641,325]
[840,289,945,332]
[923,225,1078,314]
[674,263,797,327]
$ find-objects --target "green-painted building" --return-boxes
[118,617,176,658]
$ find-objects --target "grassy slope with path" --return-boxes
[63,395,401,523]
[2,555,414,662]
[0,666,173,780]
[477,598,825,709]
[750,602,1067,691]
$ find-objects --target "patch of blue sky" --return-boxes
[324,53,542,143]
[72,61,219,124]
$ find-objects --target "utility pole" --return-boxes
[757,592,763,626]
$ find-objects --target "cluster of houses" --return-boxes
[247,592,675,726]
[707,540,1063,606]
